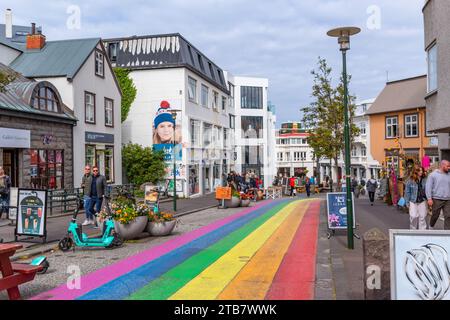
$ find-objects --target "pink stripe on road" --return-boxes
[31,200,273,300]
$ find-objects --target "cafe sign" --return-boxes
[15,189,47,242]
[0,127,30,148]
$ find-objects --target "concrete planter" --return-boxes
[114,216,148,240]
[240,199,251,207]
[146,219,177,236]
[224,196,241,208]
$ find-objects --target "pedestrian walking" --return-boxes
[88,166,107,228]
[426,160,450,230]
[351,176,359,198]
[304,176,311,197]
[366,176,378,206]
[0,167,11,219]
[289,176,296,197]
[404,166,428,230]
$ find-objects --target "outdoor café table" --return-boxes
[0,243,42,300]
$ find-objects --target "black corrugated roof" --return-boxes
[104,33,228,93]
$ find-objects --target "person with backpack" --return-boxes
[366,176,378,206]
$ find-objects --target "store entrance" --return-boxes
[2,149,18,187]
[95,150,105,177]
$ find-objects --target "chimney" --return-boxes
[26,22,45,50]
[5,9,12,39]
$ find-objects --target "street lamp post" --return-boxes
[170,109,181,212]
[327,26,360,250]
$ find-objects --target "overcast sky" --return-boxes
[2,0,426,126]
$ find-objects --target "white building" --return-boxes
[275,122,315,178]
[318,98,381,182]
[225,74,277,188]
[104,34,233,197]
[0,14,122,188]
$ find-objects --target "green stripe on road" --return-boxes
[127,201,291,300]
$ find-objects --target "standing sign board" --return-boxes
[144,185,159,211]
[390,229,450,300]
[15,189,47,242]
[326,192,356,229]
[8,187,18,221]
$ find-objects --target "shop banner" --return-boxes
[16,189,47,238]
[390,230,450,300]
[0,127,30,148]
[326,192,356,230]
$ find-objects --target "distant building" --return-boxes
[366,75,438,176]
[275,122,315,179]
[423,0,450,160]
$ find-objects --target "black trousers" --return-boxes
[305,185,311,197]
[430,199,450,229]
[368,191,375,203]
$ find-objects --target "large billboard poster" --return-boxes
[326,192,356,229]
[390,230,450,300]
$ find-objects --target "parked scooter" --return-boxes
[58,194,123,251]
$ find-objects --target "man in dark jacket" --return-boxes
[83,166,107,226]
[81,165,92,226]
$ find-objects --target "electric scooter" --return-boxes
[58,194,123,252]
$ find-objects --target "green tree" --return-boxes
[122,143,166,186]
[113,68,137,122]
[301,57,359,183]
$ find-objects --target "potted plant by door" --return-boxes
[146,211,177,236]
[112,202,149,240]
[240,193,251,207]
[224,189,241,208]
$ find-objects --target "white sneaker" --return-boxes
[82,220,90,226]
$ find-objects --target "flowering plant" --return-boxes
[99,199,151,225]
[148,211,175,223]
[240,193,250,200]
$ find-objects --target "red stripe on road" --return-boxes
[265,200,321,300]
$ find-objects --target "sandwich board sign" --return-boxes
[326,192,356,230]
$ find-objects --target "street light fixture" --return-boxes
[170,109,182,212]
[327,26,360,250]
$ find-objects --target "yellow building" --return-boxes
[366,75,439,176]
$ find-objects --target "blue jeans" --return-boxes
[0,195,9,219]
[89,196,103,219]
[83,196,93,220]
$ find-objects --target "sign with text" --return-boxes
[0,127,30,148]
[215,187,232,200]
[85,131,114,144]
[326,192,356,230]
[16,189,47,238]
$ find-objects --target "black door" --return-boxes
[3,149,18,187]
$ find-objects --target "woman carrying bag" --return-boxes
[404,166,428,230]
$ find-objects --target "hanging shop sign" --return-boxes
[85,131,114,144]
[15,189,47,242]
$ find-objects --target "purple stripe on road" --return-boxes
[31,200,274,300]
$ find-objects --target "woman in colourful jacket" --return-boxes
[404,166,428,230]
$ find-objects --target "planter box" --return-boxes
[146,220,177,236]
[224,196,241,208]
[114,216,148,240]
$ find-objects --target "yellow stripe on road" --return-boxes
[217,201,309,300]
[168,200,305,300]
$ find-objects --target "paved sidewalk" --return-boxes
[0,193,220,257]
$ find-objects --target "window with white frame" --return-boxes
[301,152,306,160]
[360,122,366,135]
[203,123,212,148]
[95,50,104,77]
[221,96,227,112]
[386,116,398,138]
[188,77,197,103]
[351,146,357,157]
[405,114,419,137]
[212,91,219,110]
[293,152,300,161]
[361,146,367,157]
[277,152,283,162]
[224,128,229,148]
[285,152,290,161]
[228,82,235,108]
[104,98,114,127]
[427,43,437,92]
[302,138,307,145]
[85,92,95,123]
[201,84,208,107]
[190,119,201,147]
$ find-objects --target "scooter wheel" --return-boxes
[38,260,50,274]
[58,237,73,252]
[107,233,123,248]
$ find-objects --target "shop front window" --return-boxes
[29,149,64,189]
[105,146,114,183]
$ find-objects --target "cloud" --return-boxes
[1,0,425,125]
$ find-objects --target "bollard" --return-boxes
[363,228,390,300]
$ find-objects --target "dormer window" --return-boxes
[108,43,118,63]
[32,86,60,113]
[95,50,105,77]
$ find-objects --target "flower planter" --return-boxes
[114,216,148,240]
[240,199,251,207]
[146,219,177,236]
[224,196,241,208]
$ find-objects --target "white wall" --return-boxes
[0,43,21,65]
